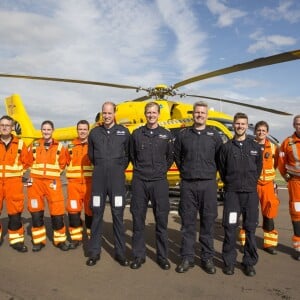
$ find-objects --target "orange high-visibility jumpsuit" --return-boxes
[239,140,279,249]
[27,139,68,246]
[257,140,280,249]
[278,133,300,254]
[66,138,93,241]
[0,135,30,246]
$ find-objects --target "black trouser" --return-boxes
[222,191,259,267]
[88,167,126,258]
[179,179,218,262]
[130,178,170,260]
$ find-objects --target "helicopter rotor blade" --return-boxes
[0,74,141,90]
[185,94,292,116]
[174,49,300,89]
[130,95,150,102]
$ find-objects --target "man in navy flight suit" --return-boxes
[86,102,130,267]
[130,101,174,270]
[218,112,262,276]
[174,101,223,274]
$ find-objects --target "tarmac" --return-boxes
[0,187,299,300]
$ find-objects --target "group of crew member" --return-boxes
[0,103,299,277]
[0,116,93,253]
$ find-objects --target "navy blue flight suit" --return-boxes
[217,137,263,268]
[88,124,130,258]
[130,125,174,261]
[174,126,223,263]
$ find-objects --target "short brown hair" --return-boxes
[102,101,116,112]
[293,115,300,125]
[193,101,208,112]
[233,112,248,123]
[77,120,90,130]
[144,102,160,114]
[254,120,269,132]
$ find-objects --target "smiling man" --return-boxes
[86,102,130,267]
[66,120,94,249]
[277,114,300,261]
[218,112,262,277]
[130,101,174,270]
[174,101,223,275]
[0,115,30,253]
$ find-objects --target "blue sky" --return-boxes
[0,0,299,141]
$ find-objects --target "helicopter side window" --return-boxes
[207,126,229,143]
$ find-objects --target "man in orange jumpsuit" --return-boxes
[0,115,29,252]
[27,120,70,252]
[239,121,280,254]
[66,120,93,249]
[278,114,300,260]
[255,121,280,254]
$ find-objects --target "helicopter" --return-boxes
[1,48,300,195]
[1,48,298,141]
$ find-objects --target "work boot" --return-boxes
[223,265,234,275]
[32,243,45,252]
[86,254,100,266]
[56,241,70,251]
[69,240,82,250]
[292,251,300,261]
[156,258,171,270]
[11,242,28,253]
[263,247,277,255]
[201,259,216,274]
[115,255,129,267]
[130,257,146,270]
[242,264,256,277]
[175,258,195,273]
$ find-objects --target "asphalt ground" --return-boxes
[0,187,299,300]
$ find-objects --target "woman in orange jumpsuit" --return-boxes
[27,120,70,252]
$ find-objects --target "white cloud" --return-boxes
[0,0,299,143]
[0,0,165,82]
[260,0,300,23]
[156,0,208,77]
[232,78,262,89]
[248,30,296,53]
[206,0,247,27]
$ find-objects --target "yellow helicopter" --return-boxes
[1,49,299,195]
[2,48,297,142]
